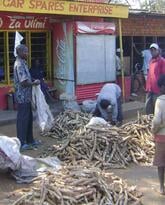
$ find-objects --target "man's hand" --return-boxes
[33,79,40,86]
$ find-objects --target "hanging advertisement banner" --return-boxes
[0,14,50,29]
[0,0,128,18]
[75,21,115,34]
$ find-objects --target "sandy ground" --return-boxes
[0,120,165,205]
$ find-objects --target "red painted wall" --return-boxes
[0,86,12,110]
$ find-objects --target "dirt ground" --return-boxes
[0,113,165,205]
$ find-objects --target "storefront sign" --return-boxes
[75,0,108,3]
[0,0,128,18]
[0,15,50,29]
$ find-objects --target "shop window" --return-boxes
[31,32,48,79]
[0,31,51,85]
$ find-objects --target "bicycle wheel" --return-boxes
[132,77,141,93]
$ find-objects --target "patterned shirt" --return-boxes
[14,57,32,104]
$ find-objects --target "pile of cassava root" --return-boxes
[41,112,154,168]
[13,165,142,205]
[41,111,92,139]
[13,112,150,205]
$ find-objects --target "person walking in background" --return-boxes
[141,48,152,80]
[14,44,40,150]
[145,43,165,115]
[93,83,123,126]
[116,48,121,76]
[152,74,165,195]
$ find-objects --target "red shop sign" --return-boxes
[0,14,51,30]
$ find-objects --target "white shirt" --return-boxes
[116,55,121,71]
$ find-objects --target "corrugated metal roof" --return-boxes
[129,9,165,17]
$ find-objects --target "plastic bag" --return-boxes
[32,85,54,131]
[63,100,80,111]
[60,93,80,111]
[86,117,108,127]
[81,100,97,113]
[0,135,61,183]
[0,135,21,170]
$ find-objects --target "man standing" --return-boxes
[14,44,40,150]
[93,83,123,126]
[145,43,165,114]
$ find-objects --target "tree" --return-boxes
[110,0,140,9]
[110,0,165,13]
[140,0,165,13]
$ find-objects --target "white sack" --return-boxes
[32,85,54,131]
[86,117,108,127]
[0,135,61,183]
[0,135,21,170]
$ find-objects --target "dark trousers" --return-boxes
[145,92,159,115]
[17,103,34,145]
[117,96,123,122]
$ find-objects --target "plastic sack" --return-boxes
[81,100,97,113]
[63,100,80,111]
[0,135,61,183]
[0,135,21,170]
[86,117,108,127]
[60,93,80,111]
[32,85,54,131]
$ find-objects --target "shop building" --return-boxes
[0,0,128,109]
[112,11,165,75]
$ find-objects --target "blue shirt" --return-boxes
[97,83,121,121]
[14,57,32,104]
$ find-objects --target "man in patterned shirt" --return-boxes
[14,44,40,150]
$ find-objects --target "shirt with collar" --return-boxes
[14,56,32,104]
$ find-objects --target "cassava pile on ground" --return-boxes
[13,165,142,205]
[121,114,154,165]
[41,113,154,168]
[41,126,130,169]
[41,111,92,139]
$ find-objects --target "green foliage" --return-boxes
[139,0,165,13]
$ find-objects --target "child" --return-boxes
[152,74,165,195]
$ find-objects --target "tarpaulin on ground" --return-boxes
[0,135,61,183]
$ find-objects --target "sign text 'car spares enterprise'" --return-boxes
[3,0,113,14]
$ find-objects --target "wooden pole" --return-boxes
[118,19,125,102]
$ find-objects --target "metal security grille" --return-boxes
[0,32,5,82]
[0,31,51,85]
